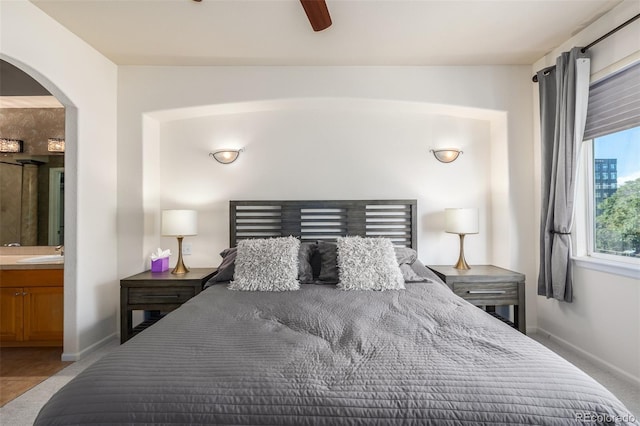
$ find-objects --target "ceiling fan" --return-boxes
[192,0,332,32]
[299,0,332,31]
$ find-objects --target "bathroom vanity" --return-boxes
[0,253,63,347]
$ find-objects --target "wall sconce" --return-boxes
[0,138,23,153]
[209,148,243,164]
[445,208,479,270]
[48,138,65,153]
[430,148,462,163]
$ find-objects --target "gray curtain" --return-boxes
[537,47,591,302]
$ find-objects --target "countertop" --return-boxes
[0,255,64,270]
[0,248,64,270]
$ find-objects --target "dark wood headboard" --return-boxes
[229,200,417,249]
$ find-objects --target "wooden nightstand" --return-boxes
[428,265,526,334]
[120,268,217,343]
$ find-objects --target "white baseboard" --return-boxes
[61,333,117,362]
[536,327,640,387]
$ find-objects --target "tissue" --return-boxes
[150,248,171,272]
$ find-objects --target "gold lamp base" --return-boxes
[453,233,471,270]
[171,236,190,275]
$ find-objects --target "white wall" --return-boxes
[0,0,119,359]
[157,99,492,265]
[117,65,536,325]
[532,0,640,384]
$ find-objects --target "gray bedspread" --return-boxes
[35,282,637,425]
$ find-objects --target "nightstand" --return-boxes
[428,265,526,334]
[120,268,217,343]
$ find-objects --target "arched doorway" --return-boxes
[0,57,74,358]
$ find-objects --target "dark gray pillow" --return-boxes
[204,247,237,288]
[316,242,339,284]
[298,243,316,284]
[310,247,322,278]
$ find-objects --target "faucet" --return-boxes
[55,245,64,256]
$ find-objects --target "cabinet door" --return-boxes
[23,287,63,343]
[0,287,24,342]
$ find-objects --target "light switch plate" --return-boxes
[182,242,192,255]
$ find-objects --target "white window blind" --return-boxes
[584,62,640,140]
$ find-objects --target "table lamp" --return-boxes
[445,208,479,270]
[162,209,197,274]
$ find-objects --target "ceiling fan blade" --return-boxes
[300,0,332,32]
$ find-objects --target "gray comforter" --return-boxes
[36,282,636,425]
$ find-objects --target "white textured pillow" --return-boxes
[336,236,405,291]
[228,236,301,292]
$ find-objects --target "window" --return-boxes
[590,128,640,260]
[580,62,640,268]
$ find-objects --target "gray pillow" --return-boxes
[399,264,428,282]
[394,246,417,265]
[336,236,405,291]
[410,259,443,286]
[393,246,428,282]
[228,237,301,292]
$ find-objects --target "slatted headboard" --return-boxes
[229,200,417,249]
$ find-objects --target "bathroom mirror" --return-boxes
[0,155,65,246]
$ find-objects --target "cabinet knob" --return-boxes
[14,292,21,296]
[22,292,28,296]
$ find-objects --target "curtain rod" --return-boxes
[532,12,640,83]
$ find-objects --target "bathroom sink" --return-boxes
[17,255,64,264]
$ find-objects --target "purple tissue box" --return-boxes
[151,257,169,273]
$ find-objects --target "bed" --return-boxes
[35,200,637,425]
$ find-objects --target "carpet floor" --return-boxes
[0,347,72,407]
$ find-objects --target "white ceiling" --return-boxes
[30,0,623,66]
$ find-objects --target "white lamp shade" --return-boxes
[162,210,198,236]
[445,208,479,234]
